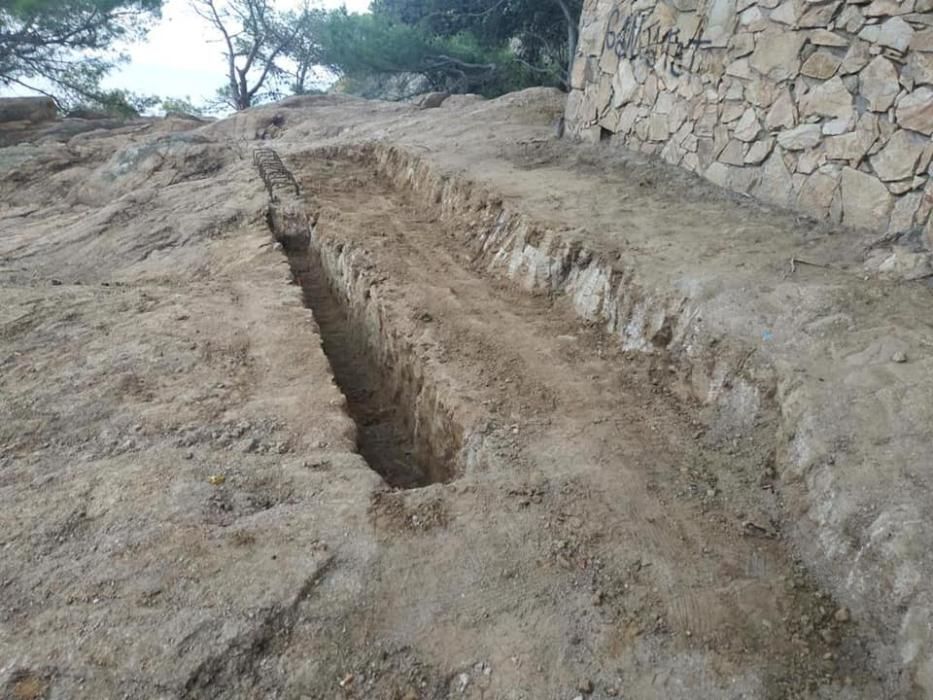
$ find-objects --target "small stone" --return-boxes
[834,607,852,622]
[208,474,226,486]
[579,679,594,694]
[891,351,908,363]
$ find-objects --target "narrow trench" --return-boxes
[282,234,443,490]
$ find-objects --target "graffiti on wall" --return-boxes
[604,6,711,76]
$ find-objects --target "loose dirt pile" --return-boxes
[1,91,931,698]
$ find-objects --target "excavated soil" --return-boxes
[2,91,930,698]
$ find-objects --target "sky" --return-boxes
[101,0,371,106]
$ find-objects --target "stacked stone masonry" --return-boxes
[566,0,933,239]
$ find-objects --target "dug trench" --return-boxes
[261,151,887,696]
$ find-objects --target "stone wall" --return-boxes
[566,0,933,240]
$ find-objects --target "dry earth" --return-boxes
[1,91,932,699]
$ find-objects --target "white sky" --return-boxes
[102,0,370,106]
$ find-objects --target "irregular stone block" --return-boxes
[777,123,824,149]
[871,129,928,180]
[734,107,762,141]
[877,17,915,53]
[841,166,895,228]
[745,136,776,164]
[896,87,933,134]
[860,56,901,111]
[801,76,854,120]
[766,89,798,129]
[750,31,804,80]
[801,51,843,79]
[753,150,795,205]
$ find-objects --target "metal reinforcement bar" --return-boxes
[252,148,300,202]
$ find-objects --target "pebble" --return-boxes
[891,351,908,363]
[834,607,850,623]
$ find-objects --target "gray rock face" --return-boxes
[896,88,933,135]
[842,166,895,228]
[0,96,56,124]
[777,123,823,150]
[860,57,901,111]
[870,130,928,181]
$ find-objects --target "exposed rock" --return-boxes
[864,0,915,15]
[896,88,933,135]
[904,52,933,86]
[825,114,879,161]
[797,147,825,173]
[801,51,843,79]
[841,41,872,74]
[840,5,866,33]
[745,137,775,164]
[859,56,901,111]
[753,150,795,206]
[722,101,747,123]
[800,76,854,120]
[888,190,924,232]
[750,31,804,81]
[770,0,798,25]
[734,108,762,141]
[0,96,57,124]
[800,0,841,28]
[870,129,928,181]
[719,138,747,165]
[841,166,895,228]
[765,89,798,129]
[876,17,915,53]
[612,61,639,108]
[739,5,768,30]
[648,114,669,141]
[912,29,933,52]
[878,250,933,279]
[822,116,855,135]
[730,32,756,58]
[810,29,850,47]
[777,123,824,150]
[797,170,840,212]
[726,58,754,79]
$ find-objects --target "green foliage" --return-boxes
[160,96,205,118]
[0,0,162,108]
[313,6,568,98]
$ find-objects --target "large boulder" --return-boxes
[0,96,57,124]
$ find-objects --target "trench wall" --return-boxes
[565,0,933,240]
